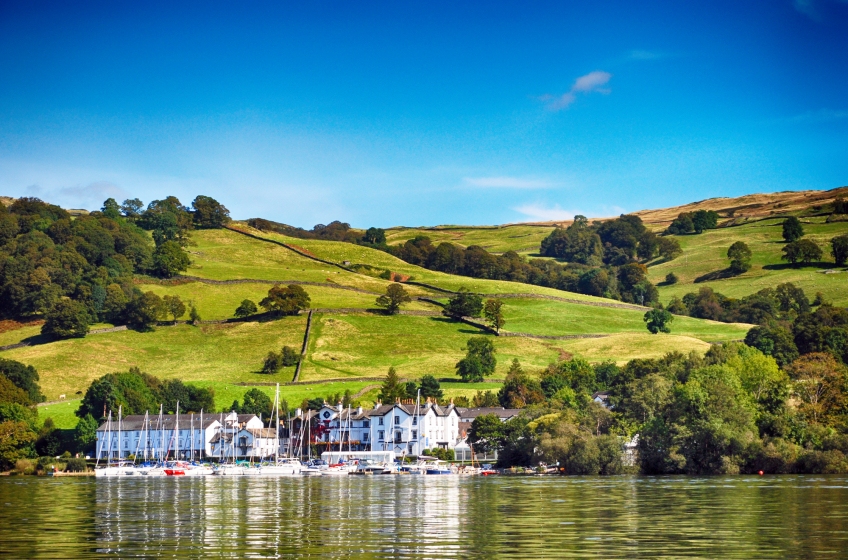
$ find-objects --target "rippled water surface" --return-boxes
[1,475,847,558]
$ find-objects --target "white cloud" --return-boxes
[22,180,130,210]
[463,176,553,189]
[513,203,578,222]
[543,70,612,111]
[788,108,848,123]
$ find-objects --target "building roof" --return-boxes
[456,407,522,420]
[97,414,221,432]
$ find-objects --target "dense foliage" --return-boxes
[665,210,719,235]
[77,367,215,420]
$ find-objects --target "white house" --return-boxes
[208,413,270,459]
[96,412,221,461]
[312,400,461,456]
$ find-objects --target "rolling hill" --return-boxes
[8,187,847,429]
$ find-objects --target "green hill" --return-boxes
[3,223,749,420]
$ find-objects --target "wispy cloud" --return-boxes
[25,181,130,210]
[463,176,553,189]
[787,109,848,123]
[627,50,667,61]
[542,70,612,111]
[793,0,848,23]
[513,203,578,222]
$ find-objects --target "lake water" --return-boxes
[1,475,847,558]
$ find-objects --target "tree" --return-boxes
[100,198,121,219]
[782,216,804,242]
[191,195,231,228]
[483,298,506,333]
[782,239,822,265]
[189,304,201,325]
[375,283,412,315]
[442,287,483,319]
[785,352,847,426]
[124,291,164,330]
[281,346,299,367]
[456,337,496,382]
[419,375,443,399]
[691,210,719,233]
[262,351,282,374]
[378,366,406,403]
[0,359,44,403]
[498,359,545,408]
[540,216,604,265]
[151,240,191,278]
[74,413,99,451]
[665,272,678,285]
[0,421,36,471]
[744,325,799,367]
[831,234,848,266]
[666,213,694,235]
[234,299,258,318]
[363,227,386,245]
[162,295,186,324]
[120,198,144,219]
[657,237,683,260]
[644,309,673,334]
[239,388,274,420]
[467,413,504,454]
[41,299,90,339]
[727,241,752,274]
[260,284,311,316]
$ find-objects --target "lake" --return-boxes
[1,475,846,558]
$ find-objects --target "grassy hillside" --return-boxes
[650,216,848,306]
[384,224,554,255]
[3,214,755,415]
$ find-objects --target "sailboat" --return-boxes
[248,384,302,476]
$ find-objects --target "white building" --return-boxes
[312,400,461,456]
[208,413,272,459]
[96,412,222,461]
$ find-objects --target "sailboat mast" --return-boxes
[190,412,194,461]
[118,406,122,461]
[275,384,280,463]
[200,409,204,461]
[159,404,164,462]
[175,401,180,461]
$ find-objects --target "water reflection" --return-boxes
[0,475,847,558]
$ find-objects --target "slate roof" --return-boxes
[97,414,222,432]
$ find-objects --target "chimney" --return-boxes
[337,402,343,413]
[374,401,381,409]
[357,407,363,415]
[295,408,302,418]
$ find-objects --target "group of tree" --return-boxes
[0,358,44,470]
[778,216,848,267]
[259,284,311,316]
[388,228,663,307]
[665,210,720,235]
[262,346,300,374]
[246,218,387,247]
[665,282,813,325]
[0,195,229,338]
[376,367,445,404]
[467,337,848,475]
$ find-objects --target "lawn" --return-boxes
[650,217,848,305]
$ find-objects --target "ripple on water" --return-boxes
[0,475,847,558]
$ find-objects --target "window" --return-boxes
[412,430,417,440]
[394,431,402,443]
[378,431,384,441]
[363,433,369,442]
[394,416,400,425]
[363,420,370,428]
[378,417,384,426]
[413,417,417,425]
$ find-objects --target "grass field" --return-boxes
[384,224,555,255]
[6,319,307,401]
[650,217,848,305]
[499,298,751,341]
[140,281,435,321]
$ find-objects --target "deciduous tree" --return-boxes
[375,283,411,315]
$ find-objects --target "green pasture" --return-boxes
[139,281,434,321]
[384,224,555,255]
[242,225,610,302]
[299,312,566,382]
[555,333,713,364]
[499,298,751,341]
[650,217,848,305]
[4,319,307,401]
[38,399,83,429]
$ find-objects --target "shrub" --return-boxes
[281,346,300,367]
[665,272,678,284]
[66,457,88,472]
[14,458,35,475]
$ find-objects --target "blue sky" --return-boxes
[1,1,846,228]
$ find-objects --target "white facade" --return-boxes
[96,412,221,461]
[314,401,461,456]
